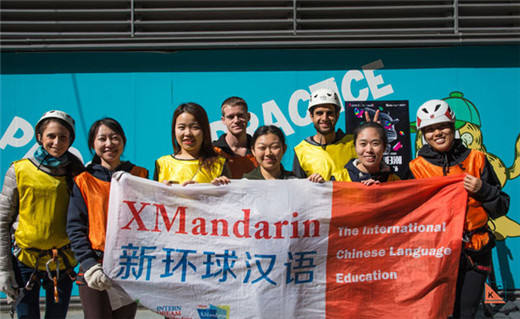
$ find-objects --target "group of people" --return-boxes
[0,88,509,319]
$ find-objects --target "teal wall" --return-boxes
[1,45,519,296]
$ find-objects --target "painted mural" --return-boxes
[1,46,519,296]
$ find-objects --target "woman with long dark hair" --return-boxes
[154,102,231,185]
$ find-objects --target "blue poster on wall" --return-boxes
[1,46,519,297]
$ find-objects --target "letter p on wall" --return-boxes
[0,116,34,149]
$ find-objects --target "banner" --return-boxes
[104,173,467,319]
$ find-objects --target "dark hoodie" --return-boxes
[242,165,296,180]
[332,158,400,183]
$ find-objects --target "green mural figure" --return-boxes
[411,91,520,240]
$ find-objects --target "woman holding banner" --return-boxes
[154,102,231,185]
[67,118,148,319]
[212,125,324,183]
[408,99,509,319]
[331,122,400,185]
[0,110,84,319]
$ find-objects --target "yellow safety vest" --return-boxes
[13,159,76,270]
[294,134,357,180]
[155,155,226,184]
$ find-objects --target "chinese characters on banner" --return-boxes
[104,173,467,319]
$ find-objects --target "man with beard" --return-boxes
[292,88,358,181]
[213,96,257,178]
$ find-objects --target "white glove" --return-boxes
[84,264,112,291]
[0,270,19,303]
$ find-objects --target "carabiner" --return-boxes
[45,249,60,303]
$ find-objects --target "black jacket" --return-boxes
[333,159,399,183]
[242,165,296,180]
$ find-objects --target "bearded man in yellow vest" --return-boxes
[292,88,357,181]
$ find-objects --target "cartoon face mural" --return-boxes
[412,91,520,241]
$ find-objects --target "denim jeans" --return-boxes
[14,259,72,319]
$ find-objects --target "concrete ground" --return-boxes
[0,295,501,318]
[0,308,163,318]
[0,309,162,319]
[0,304,491,319]
[0,298,163,319]
[65,307,164,319]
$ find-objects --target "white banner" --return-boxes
[104,172,332,319]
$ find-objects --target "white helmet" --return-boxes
[308,88,341,112]
[35,110,76,144]
[416,99,455,130]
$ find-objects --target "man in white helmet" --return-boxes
[293,88,364,181]
[409,99,509,319]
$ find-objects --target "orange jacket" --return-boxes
[409,141,509,252]
[67,162,148,270]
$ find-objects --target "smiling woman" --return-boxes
[212,124,328,185]
[409,99,510,318]
[0,110,84,319]
[242,125,295,180]
[92,123,124,169]
[331,122,400,185]
[66,117,148,319]
[154,103,231,186]
[39,121,71,158]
